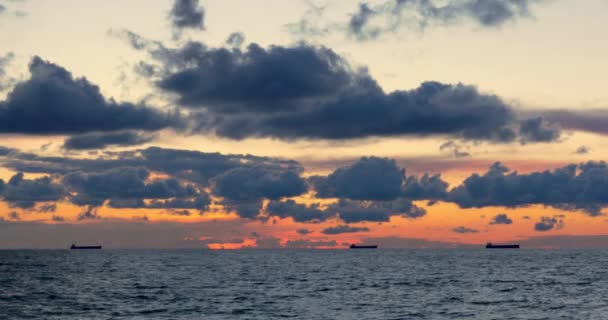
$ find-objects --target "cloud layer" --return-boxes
[4,134,608,228]
[310,157,405,201]
[5,148,608,223]
[63,131,156,150]
[0,146,303,215]
[0,57,183,134]
[347,0,543,41]
[169,0,205,38]
[2,172,65,209]
[448,162,608,216]
[289,0,547,41]
[489,213,513,225]
[534,216,564,231]
[322,225,370,235]
[117,33,559,144]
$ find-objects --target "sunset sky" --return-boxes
[1,0,608,249]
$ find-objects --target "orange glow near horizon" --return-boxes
[2,157,608,248]
[7,198,604,248]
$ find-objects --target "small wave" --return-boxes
[138,308,169,314]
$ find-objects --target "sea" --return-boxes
[1,249,607,319]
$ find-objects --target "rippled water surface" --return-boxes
[2,249,608,319]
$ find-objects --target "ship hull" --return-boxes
[486,245,519,249]
[70,245,102,250]
[350,245,378,249]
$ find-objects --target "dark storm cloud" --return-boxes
[266,199,332,223]
[310,157,405,201]
[1,172,65,209]
[157,43,356,113]
[489,213,513,225]
[64,167,198,206]
[0,56,183,134]
[10,145,608,220]
[70,194,105,207]
[118,34,558,143]
[222,199,264,219]
[170,0,205,31]
[266,198,426,223]
[448,161,608,216]
[453,226,479,234]
[212,165,307,202]
[63,131,156,150]
[204,80,541,142]
[311,156,449,202]
[2,146,301,186]
[163,149,293,184]
[322,225,370,235]
[1,147,305,215]
[534,216,564,232]
[402,173,448,200]
[519,117,560,143]
[330,198,426,223]
[139,147,303,186]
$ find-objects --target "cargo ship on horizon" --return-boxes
[350,244,378,249]
[70,244,102,250]
[485,242,519,249]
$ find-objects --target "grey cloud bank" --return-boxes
[169,0,205,39]
[289,0,547,41]
[0,57,183,134]
[115,31,559,144]
[63,131,156,150]
[4,148,608,222]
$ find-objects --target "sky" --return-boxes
[1,0,608,249]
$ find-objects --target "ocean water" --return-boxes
[1,249,608,319]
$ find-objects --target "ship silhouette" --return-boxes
[70,243,102,250]
[350,244,378,249]
[485,242,519,249]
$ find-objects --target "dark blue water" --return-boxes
[1,249,608,319]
